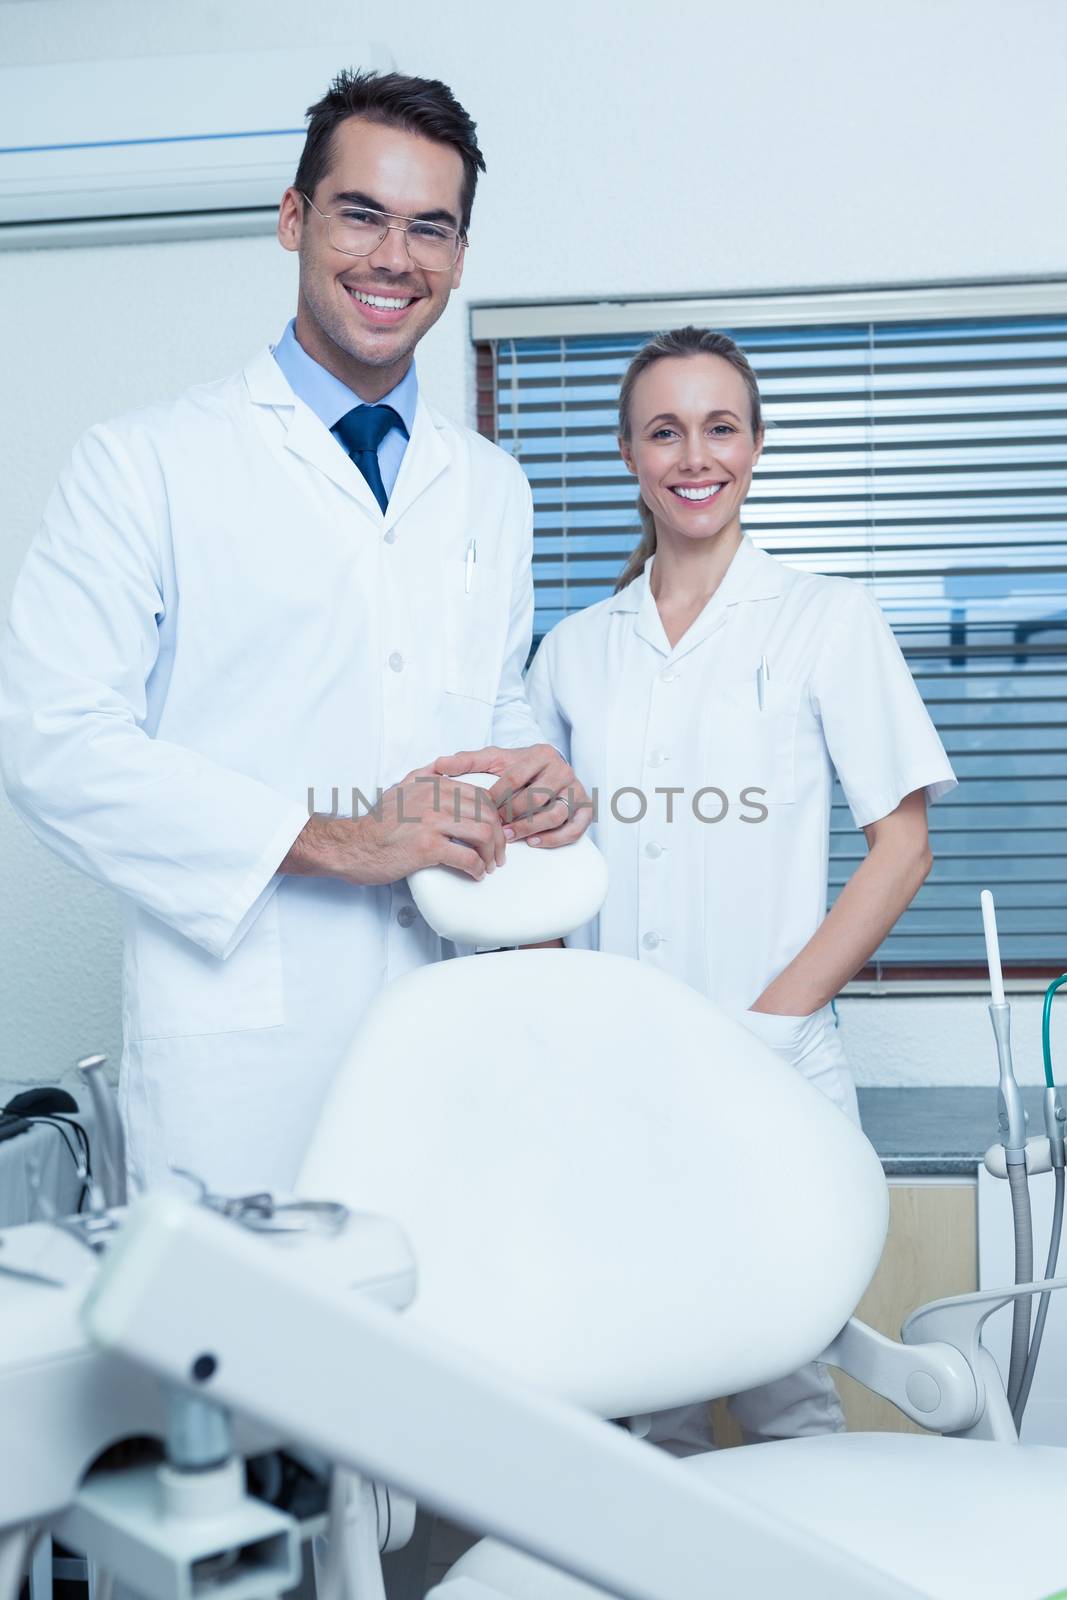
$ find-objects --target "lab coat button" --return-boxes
[659,669,679,684]
[396,906,417,928]
[647,749,668,768]
[642,931,662,951]
[383,529,397,544]
[644,842,664,859]
[388,652,404,673]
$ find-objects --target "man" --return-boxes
[0,70,588,1196]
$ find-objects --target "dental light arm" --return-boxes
[85,1195,920,1600]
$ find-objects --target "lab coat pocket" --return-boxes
[705,678,802,806]
[443,555,509,706]
[126,893,285,1042]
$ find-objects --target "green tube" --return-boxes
[1042,974,1067,1088]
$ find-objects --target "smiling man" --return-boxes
[0,70,587,1196]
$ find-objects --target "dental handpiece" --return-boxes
[981,890,1028,1162]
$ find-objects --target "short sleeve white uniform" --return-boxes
[526,537,956,1017]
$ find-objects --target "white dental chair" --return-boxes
[298,794,1067,1600]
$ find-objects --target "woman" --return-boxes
[523,327,957,1446]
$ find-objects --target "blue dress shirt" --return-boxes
[270,318,417,498]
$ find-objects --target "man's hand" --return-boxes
[281,766,507,884]
[432,745,592,848]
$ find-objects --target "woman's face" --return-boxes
[620,354,763,550]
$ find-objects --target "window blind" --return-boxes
[475,300,1067,973]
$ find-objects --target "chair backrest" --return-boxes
[407,774,609,946]
[299,950,888,1418]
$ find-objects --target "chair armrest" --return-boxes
[819,1318,980,1433]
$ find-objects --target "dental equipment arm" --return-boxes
[1012,975,1067,1425]
[76,1055,126,1208]
[980,889,1033,1415]
[84,1194,919,1600]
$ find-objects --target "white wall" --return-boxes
[1,0,1065,1094]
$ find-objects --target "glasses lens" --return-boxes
[404,223,461,271]
[329,210,389,257]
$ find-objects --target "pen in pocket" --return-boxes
[756,654,770,711]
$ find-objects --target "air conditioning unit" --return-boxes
[0,44,393,249]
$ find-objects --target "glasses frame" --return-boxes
[299,193,466,272]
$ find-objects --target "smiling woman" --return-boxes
[524,324,957,1451]
[615,327,765,596]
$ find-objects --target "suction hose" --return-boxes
[1006,1160,1034,1412]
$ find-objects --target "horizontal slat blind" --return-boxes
[477,303,1067,972]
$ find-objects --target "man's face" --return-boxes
[279,117,467,392]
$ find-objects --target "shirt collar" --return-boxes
[270,318,419,434]
[607,535,785,615]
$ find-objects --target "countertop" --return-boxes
[857,1085,1051,1176]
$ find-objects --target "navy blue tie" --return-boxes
[333,404,405,513]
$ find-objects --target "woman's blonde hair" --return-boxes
[615,327,763,591]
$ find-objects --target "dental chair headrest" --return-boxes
[408,773,609,946]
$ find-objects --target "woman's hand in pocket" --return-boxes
[734,1005,831,1068]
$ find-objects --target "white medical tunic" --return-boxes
[525,537,957,1014]
[0,349,544,1194]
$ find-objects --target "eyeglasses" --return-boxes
[300,193,465,272]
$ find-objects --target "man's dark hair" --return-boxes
[294,69,486,233]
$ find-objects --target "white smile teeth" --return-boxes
[349,289,414,310]
[673,484,724,501]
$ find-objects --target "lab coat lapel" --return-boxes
[283,402,385,515]
[625,558,730,664]
[665,537,785,666]
[242,347,393,520]
[666,601,729,665]
[630,568,671,657]
[383,397,449,529]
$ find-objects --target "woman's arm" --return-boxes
[750,788,933,1016]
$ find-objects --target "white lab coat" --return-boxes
[0,348,544,1194]
[526,536,957,1440]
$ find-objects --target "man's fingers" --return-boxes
[437,840,489,880]
[497,782,560,825]
[433,747,507,777]
[444,784,507,865]
[432,750,479,776]
[447,810,506,872]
